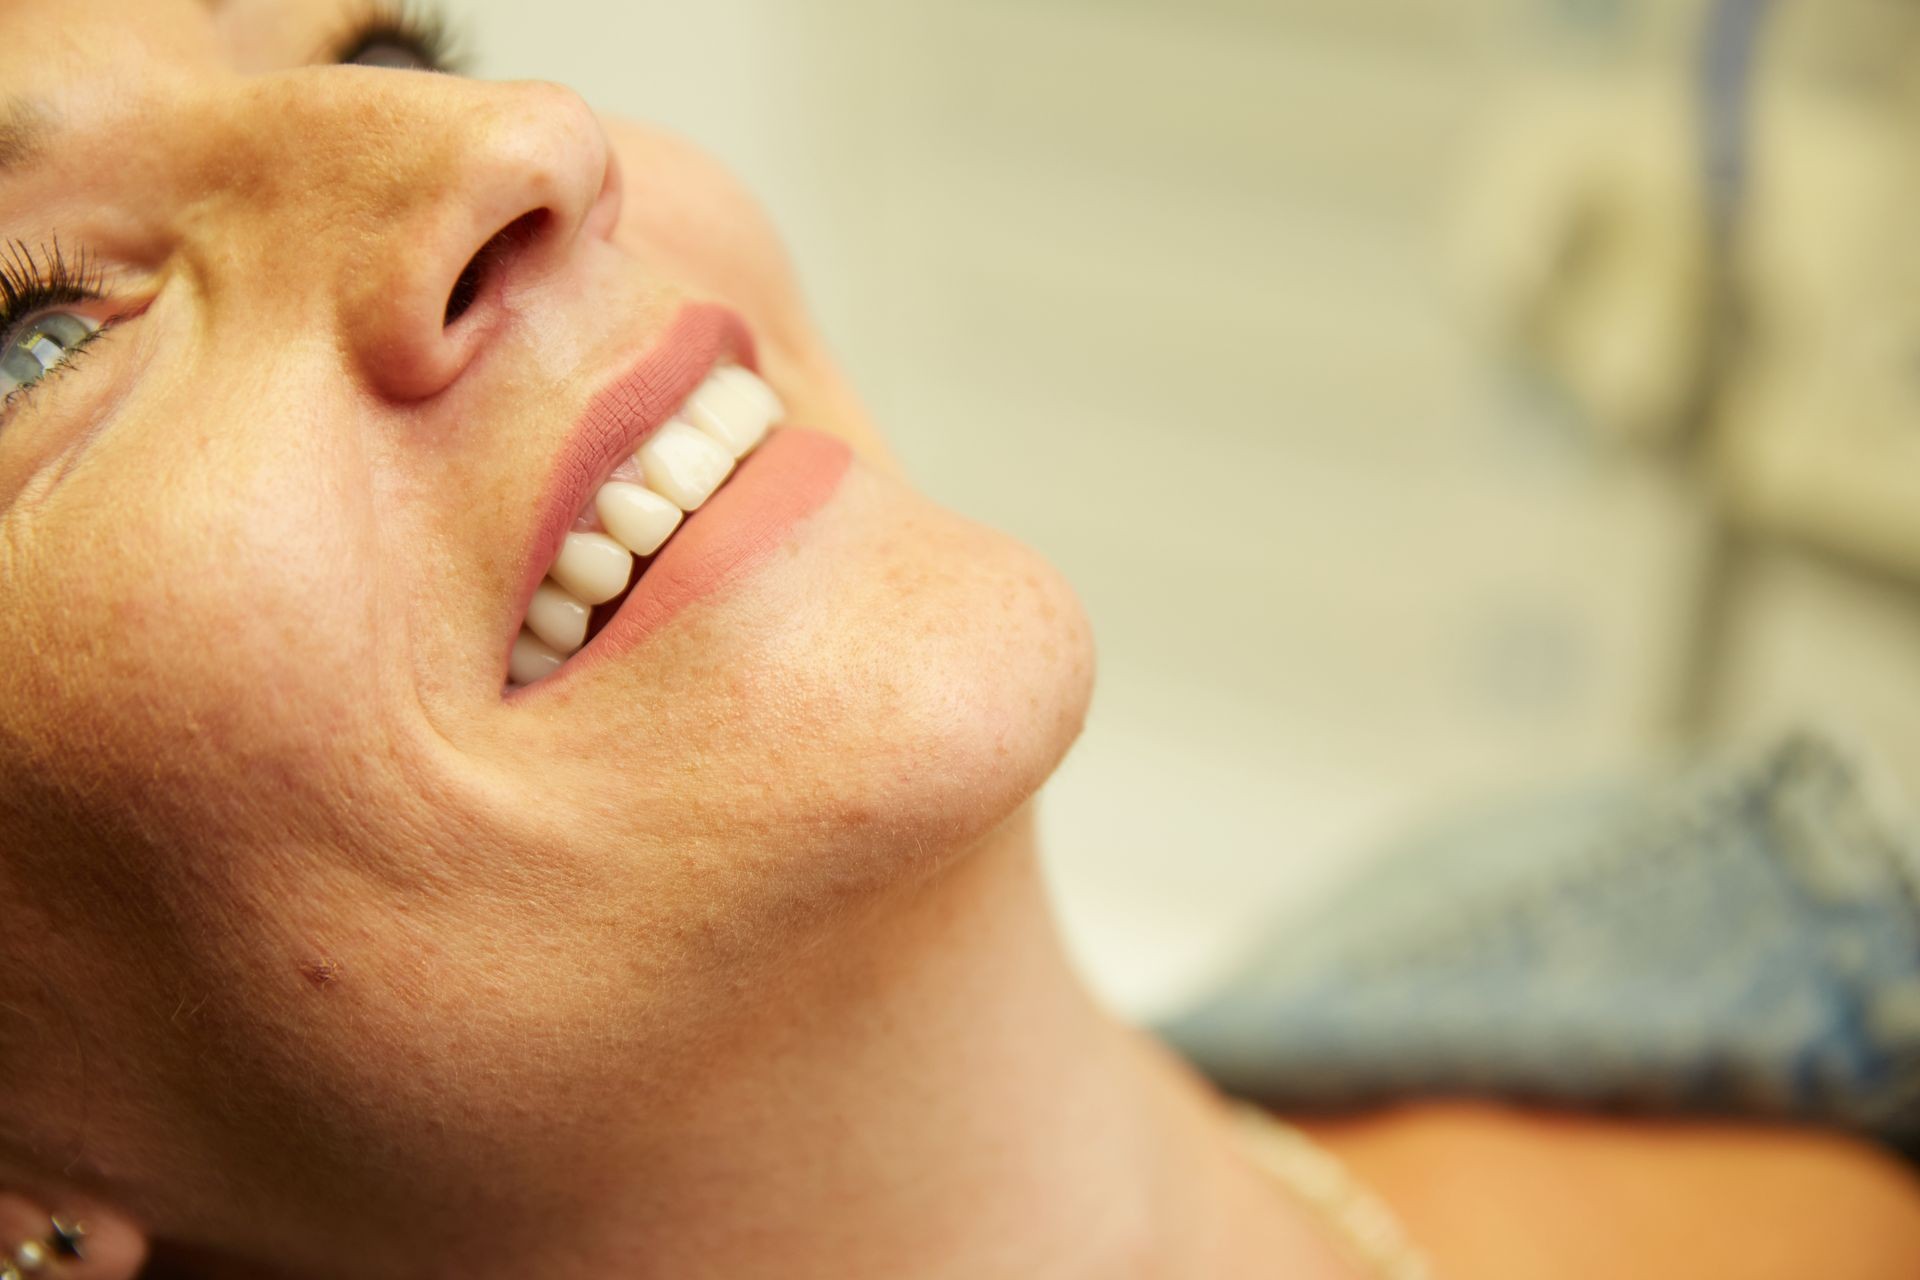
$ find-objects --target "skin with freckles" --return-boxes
[0,0,1110,1271]
[0,3,1917,1279]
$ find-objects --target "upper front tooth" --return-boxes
[717,365,785,422]
[684,369,779,458]
[596,481,683,556]
[548,531,633,605]
[636,420,735,511]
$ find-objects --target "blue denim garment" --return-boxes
[1155,736,1920,1159]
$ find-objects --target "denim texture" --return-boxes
[1156,736,1920,1159]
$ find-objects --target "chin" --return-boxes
[842,491,1093,862]
[667,455,1096,897]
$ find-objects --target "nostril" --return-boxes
[444,209,550,327]
[444,255,486,327]
[443,257,487,328]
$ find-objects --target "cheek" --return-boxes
[135,491,376,700]
[8,433,389,820]
[600,120,809,348]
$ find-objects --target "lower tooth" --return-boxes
[509,630,565,685]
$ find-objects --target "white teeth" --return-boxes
[548,531,633,605]
[526,581,591,653]
[509,363,790,687]
[717,365,785,423]
[636,419,735,511]
[595,481,683,557]
[683,368,778,459]
[509,630,566,686]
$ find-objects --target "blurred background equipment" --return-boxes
[462,0,1920,1019]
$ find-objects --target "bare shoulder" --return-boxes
[1293,1101,1920,1280]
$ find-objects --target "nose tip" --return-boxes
[343,82,614,403]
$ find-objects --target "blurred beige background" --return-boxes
[461,0,1920,1018]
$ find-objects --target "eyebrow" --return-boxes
[2,0,231,177]
[0,95,53,175]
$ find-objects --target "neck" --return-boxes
[196,808,1355,1279]
[559,808,1357,1279]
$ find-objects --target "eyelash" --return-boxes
[0,238,113,419]
[325,1,467,73]
[0,7,468,424]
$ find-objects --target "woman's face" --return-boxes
[0,0,1090,1225]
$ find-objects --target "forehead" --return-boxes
[0,0,346,189]
[0,0,340,90]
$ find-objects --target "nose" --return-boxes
[323,78,619,402]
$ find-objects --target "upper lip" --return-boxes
[506,302,757,659]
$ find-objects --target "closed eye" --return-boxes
[327,1,467,74]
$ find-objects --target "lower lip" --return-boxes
[519,426,852,691]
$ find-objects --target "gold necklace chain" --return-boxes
[1229,1103,1433,1280]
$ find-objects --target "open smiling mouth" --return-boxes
[507,361,784,690]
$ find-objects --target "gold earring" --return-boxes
[45,1218,83,1261]
[1,1214,87,1276]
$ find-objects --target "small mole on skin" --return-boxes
[299,958,343,989]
